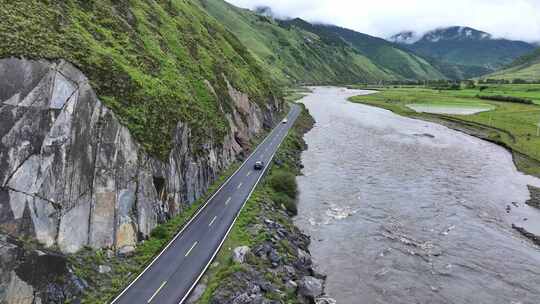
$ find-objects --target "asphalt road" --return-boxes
[111,104,301,304]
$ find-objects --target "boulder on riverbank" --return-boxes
[298,276,324,299]
[232,246,251,264]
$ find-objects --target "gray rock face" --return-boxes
[0,57,282,254]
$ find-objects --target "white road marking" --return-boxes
[147,281,167,303]
[225,197,231,205]
[185,241,198,257]
[246,171,252,177]
[209,216,217,227]
[237,182,243,189]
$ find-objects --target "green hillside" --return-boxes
[487,48,540,81]
[0,0,280,159]
[396,27,536,79]
[287,22,446,80]
[425,59,493,80]
[198,0,446,84]
[198,0,395,84]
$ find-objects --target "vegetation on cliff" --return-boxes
[0,0,280,159]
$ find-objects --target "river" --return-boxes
[295,87,540,304]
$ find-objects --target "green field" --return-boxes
[351,84,540,105]
[350,86,540,176]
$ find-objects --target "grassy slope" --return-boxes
[0,0,280,159]
[410,40,535,71]
[424,57,494,80]
[487,49,540,81]
[306,24,446,80]
[401,37,535,79]
[350,87,540,176]
[198,0,399,85]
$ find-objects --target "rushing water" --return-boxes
[295,87,540,304]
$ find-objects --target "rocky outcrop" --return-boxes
[0,57,281,256]
[232,246,251,264]
[0,234,87,304]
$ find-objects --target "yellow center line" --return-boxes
[209,216,217,227]
[225,197,231,205]
[237,182,243,189]
[147,281,167,303]
[185,241,198,257]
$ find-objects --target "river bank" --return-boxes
[296,87,540,304]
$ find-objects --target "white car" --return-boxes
[282,118,288,124]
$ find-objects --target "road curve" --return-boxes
[111,104,302,304]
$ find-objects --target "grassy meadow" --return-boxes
[350,85,540,177]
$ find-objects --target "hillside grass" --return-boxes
[488,64,540,82]
[486,48,540,81]
[0,0,280,159]
[350,86,540,177]
[310,24,445,80]
[197,0,397,85]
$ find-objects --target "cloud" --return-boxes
[226,0,540,42]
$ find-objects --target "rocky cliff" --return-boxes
[0,57,282,303]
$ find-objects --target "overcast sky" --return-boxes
[226,0,540,42]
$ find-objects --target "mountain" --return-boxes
[285,21,446,81]
[486,48,540,81]
[391,26,537,78]
[198,0,445,83]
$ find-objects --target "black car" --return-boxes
[254,161,264,170]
